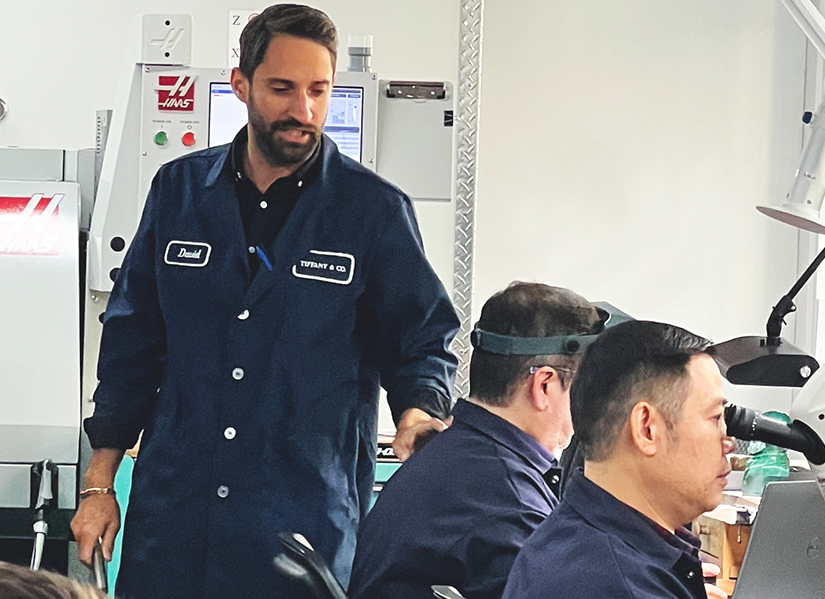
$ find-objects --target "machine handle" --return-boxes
[29,519,47,571]
[92,542,108,593]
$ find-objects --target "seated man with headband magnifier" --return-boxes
[349,282,623,599]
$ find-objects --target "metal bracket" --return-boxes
[386,81,447,100]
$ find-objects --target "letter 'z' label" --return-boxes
[164,240,211,267]
[292,250,355,285]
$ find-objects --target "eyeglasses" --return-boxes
[529,365,577,377]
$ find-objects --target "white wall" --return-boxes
[0,0,459,149]
[475,0,808,412]
[0,0,812,414]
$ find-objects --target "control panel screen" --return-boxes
[325,87,364,162]
[208,83,248,148]
[208,83,364,163]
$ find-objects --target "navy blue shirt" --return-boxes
[502,471,707,599]
[349,399,559,599]
[84,136,459,599]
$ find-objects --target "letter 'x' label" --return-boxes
[292,250,355,285]
[165,240,211,267]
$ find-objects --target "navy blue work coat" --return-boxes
[349,399,558,599]
[85,136,459,599]
[502,471,707,599]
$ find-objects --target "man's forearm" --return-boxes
[82,448,126,489]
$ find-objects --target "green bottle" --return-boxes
[741,411,791,496]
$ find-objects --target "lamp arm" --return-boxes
[766,243,825,342]
[766,295,797,342]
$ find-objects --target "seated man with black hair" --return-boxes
[502,320,735,599]
[348,282,605,599]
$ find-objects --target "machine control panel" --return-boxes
[90,65,393,294]
[136,67,379,222]
[139,67,218,211]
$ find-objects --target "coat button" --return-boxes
[260,200,268,209]
[248,246,256,254]
[237,310,249,321]
[224,427,236,440]
[232,368,244,380]
[217,485,229,498]
[687,571,695,579]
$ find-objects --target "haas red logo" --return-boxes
[157,75,196,111]
[0,194,62,255]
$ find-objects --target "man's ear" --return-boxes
[230,67,250,105]
[627,401,665,457]
[528,366,559,412]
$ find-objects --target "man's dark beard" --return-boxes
[251,116,321,167]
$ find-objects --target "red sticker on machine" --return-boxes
[157,75,196,111]
[0,195,62,255]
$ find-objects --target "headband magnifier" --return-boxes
[470,307,613,357]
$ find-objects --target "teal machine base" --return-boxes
[105,455,134,593]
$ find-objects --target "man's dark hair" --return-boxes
[0,561,106,599]
[238,4,338,79]
[469,282,602,407]
[571,320,711,462]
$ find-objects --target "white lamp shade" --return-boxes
[757,203,825,235]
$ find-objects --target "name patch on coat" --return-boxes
[164,240,211,267]
[292,250,355,285]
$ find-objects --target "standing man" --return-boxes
[71,5,459,599]
[502,321,735,599]
[349,283,605,599]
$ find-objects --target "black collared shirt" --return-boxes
[228,127,322,276]
[502,470,707,599]
[349,399,559,599]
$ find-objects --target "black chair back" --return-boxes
[273,532,348,599]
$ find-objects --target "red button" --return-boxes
[182,132,196,147]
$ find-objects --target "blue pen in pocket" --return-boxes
[256,246,274,271]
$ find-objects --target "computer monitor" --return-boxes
[208,82,364,163]
[208,83,248,148]
[731,480,825,599]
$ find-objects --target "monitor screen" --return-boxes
[208,83,248,148]
[325,87,363,162]
[208,83,364,163]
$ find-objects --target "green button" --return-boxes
[154,131,168,146]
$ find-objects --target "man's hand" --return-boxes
[702,563,727,599]
[71,448,125,565]
[71,493,121,565]
[704,582,727,599]
[393,408,452,461]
